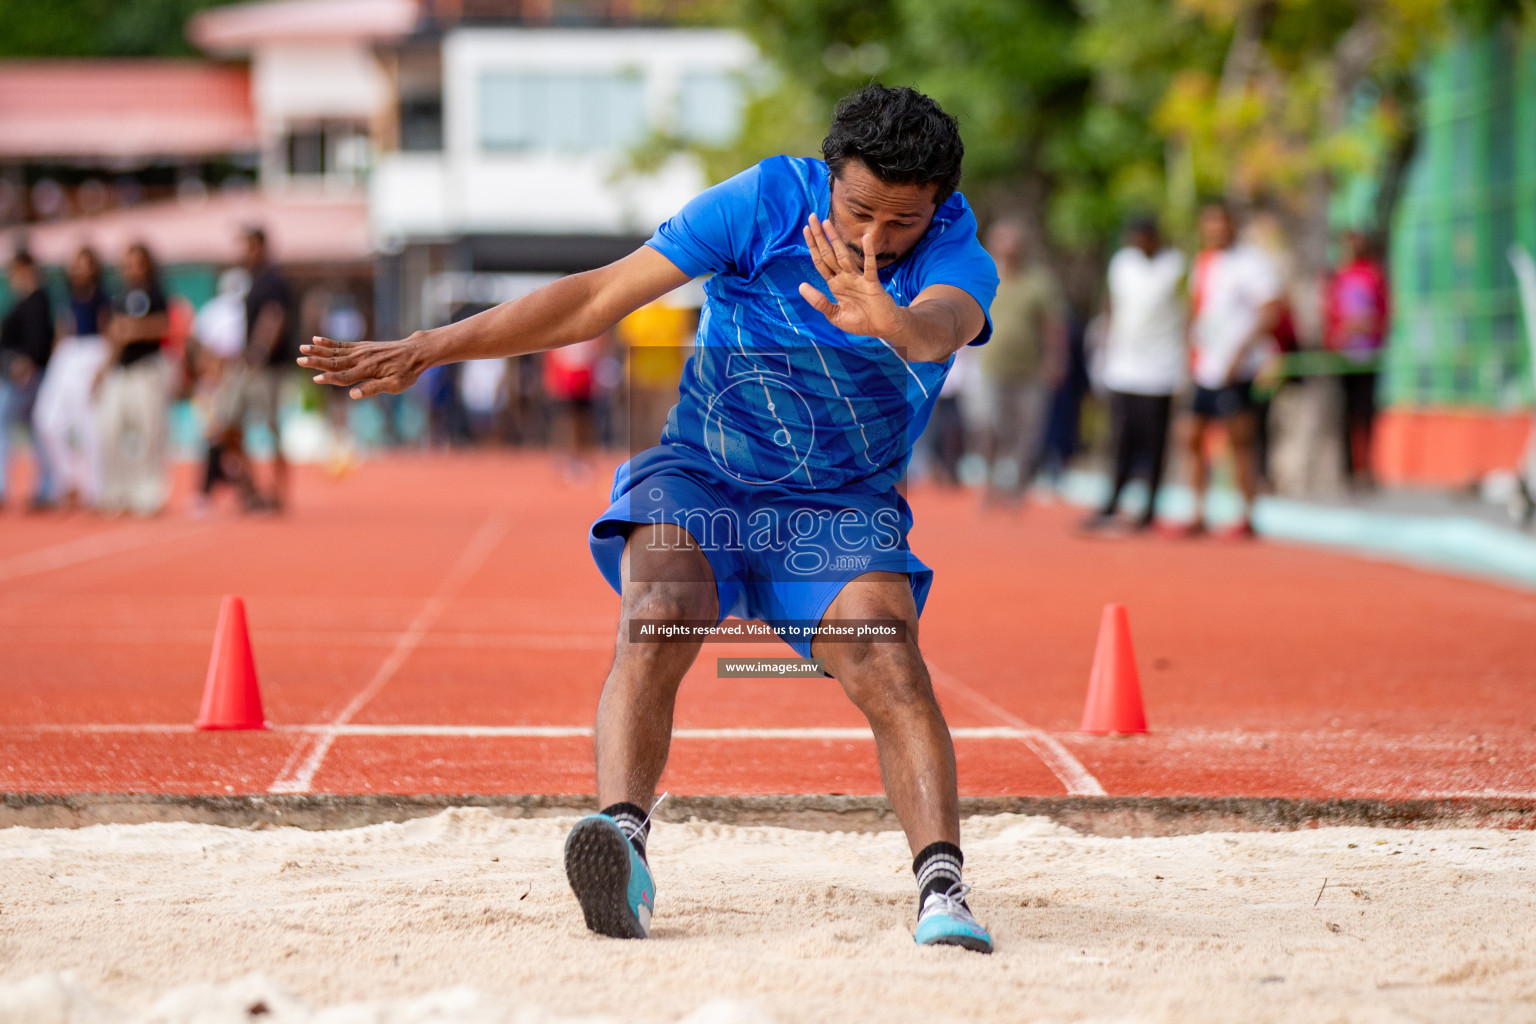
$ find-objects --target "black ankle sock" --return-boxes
[913,840,964,909]
[601,801,649,862]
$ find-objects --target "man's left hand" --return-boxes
[798,213,904,340]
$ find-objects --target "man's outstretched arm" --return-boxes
[299,246,691,399]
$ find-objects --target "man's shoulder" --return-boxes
[754,154,824,187]
[923,189,977,241]
[745,155,823,222]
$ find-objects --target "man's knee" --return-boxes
[622,578,715,625]
[829,635,936,720]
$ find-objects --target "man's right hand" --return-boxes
[299,335,430,399]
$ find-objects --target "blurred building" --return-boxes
[367,5,751,335]
[0,3,389,305]
[0,0,749,330]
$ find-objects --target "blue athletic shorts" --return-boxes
[590,444,933,658]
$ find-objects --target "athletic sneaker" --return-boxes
[914,882,993,953]
[564,814,655,939]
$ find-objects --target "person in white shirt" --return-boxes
[193,267,258,512]
[1184,203,1282,537]
[1085,216,1186,531]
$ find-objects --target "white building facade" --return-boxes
[371,24,755,334]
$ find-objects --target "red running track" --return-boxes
[1,451,1533,801]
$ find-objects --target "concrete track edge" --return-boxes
[3,792,1533,835]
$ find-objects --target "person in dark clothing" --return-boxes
[0,250,57,509]
[94,242,171,516]
[235,227,296,510]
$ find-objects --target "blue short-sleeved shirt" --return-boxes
[645,156,998,495]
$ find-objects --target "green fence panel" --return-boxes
[1388,25,1536,410]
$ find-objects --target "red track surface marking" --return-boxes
[2,451,1534,800]
[267,513,510,793]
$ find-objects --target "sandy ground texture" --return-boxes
[1,810,1534,1024]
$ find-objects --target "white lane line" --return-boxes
[0,524,209,585]
[926,662,1107,797]
[14,723,1042,742]
[266,515,511,794]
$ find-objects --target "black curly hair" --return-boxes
[822,84,964,207]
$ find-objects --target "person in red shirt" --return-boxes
[543,335,603,485]
[1325,231,1390,489]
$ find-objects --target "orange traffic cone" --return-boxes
[195,595,268,730]
[1080,603,1147,734]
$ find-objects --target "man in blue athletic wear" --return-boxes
[299,85,999,953]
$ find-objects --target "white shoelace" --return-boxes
[616,792,669,846]
[920,881,977,922]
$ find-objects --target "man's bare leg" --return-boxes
[594,523,718,808]
[568,522,717,939]
[814,570,991,951]
[813,571,955,853]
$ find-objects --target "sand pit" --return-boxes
[1,809,1533,1023]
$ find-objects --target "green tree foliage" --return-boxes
[0,0,240,59]
[721,0,1117,251]
[711,0,1530,281]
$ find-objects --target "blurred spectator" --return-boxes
[1325,230,1389,490]
[592,337,625,448]
[969,220,1065,503]
[459,358,508,444]
[503,354,547,447]
[1085,217,1186,531]
[1183,202,1283,537]
[0,250,57,509]
[924,339,975,487]
[545,336,603,485]
[239,228,296,511]
[425,301,477,447]
[320,289,366,474]
[616,300,692,451]
[35,246,113,509]
[192,267,260,513]
[424,362,470,447]
[94,242,170,517]
[1243,210,1303,488]
[1038,311,1092,487]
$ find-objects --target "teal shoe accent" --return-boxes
[564,814,654,939]
[914,883,993,954]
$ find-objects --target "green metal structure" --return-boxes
[1387,25,1536,410]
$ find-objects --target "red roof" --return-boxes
[190,0,419,54]
[0,191,371,267]
[0,60,257,160]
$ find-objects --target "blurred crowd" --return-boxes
[1,204,1387,524]
[920,202,1389,537]
[0,228,701,514]
[0,227,310,517]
